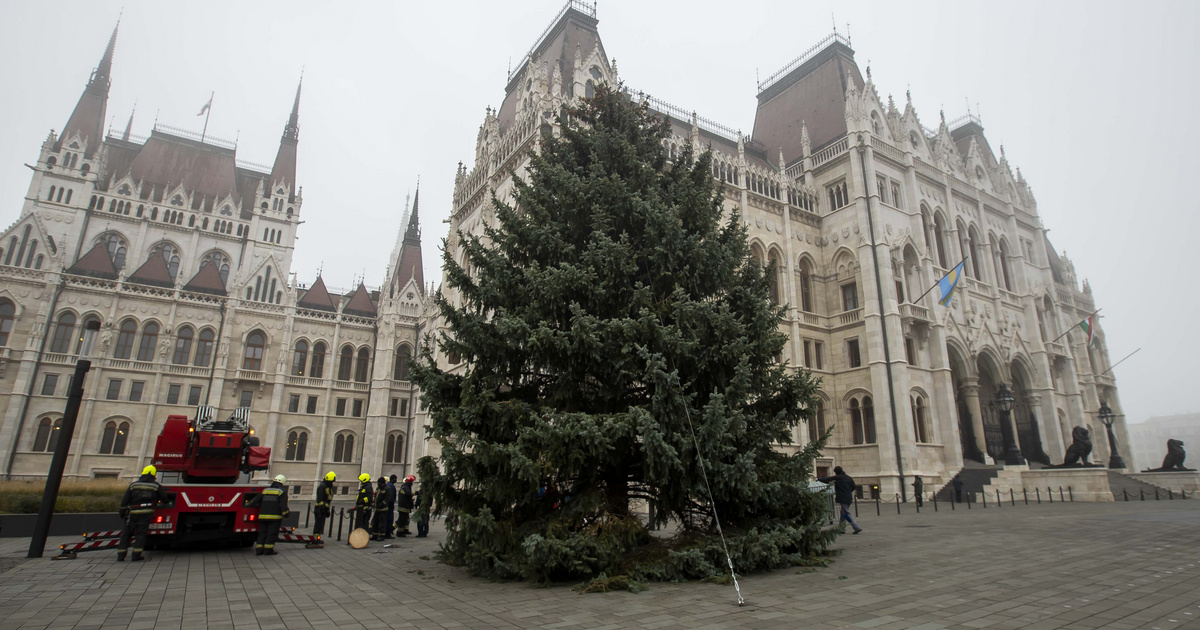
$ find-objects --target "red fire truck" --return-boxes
[145,406,276,547]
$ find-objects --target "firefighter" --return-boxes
[384,474,398,539]
[117,465,168,561]
[354,473,374,532]
[312,471,336,536]
[395,474,415,537]
[248,474,290,556]
[370,477,389,541]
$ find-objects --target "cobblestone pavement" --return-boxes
[1,498,1198,629]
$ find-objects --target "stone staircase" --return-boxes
[934,464,1002,502]
[1106,470,1174,501]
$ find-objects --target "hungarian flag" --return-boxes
[197,96,212,117]
[1078,312,1097,346]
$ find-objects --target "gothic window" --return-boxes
[171,195,183,206]
[150,242,181,279]
[870,111,882,135]
[956,221,971,278]
[877,177,888,204]
[337,345,353,381]
[911,395,929,443]
[798,260,813,313]
[74,315,100,354]
[998,239,1014,291]
[48,186,56,201]
[136,322,159,362]
[80,163,90,175]
[114,320,137,359]
[585,80,595,99]
[827,181,849,210]
[393,344,412,381]
[0,299,14,346]
[99,420,130,455]
[890,182,901,209]
[200,251,230,284]
[384,432,405,464]
[841,283,858,311]
[332,431,355,463]
[65,190,72,204]
[933,212,948,268]
[33,417,62,452]
[285,430,308,461]
[194,328,215,367]
[968,226,984,281]
[910,131,920,149]
[807,400,826,443]
[242,331,265,371]
[850,396,876,445]
[49,312,76,354]
[46,156,56,168]
[311,342,326,378]
[354,347,371,383]
[766,251,781,304]
[173,326,193,365]
[291,340,308,376]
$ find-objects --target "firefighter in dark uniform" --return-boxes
[313,471,336,536]
[395,474,415,537]
[117,465,168,561]
[248,474,290,555]
[354,473,374,532]
[370,477,389,540]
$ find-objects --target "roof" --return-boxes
[392,189,424,295]
[297,276,336,311]
[128,132,239,203]
[183,260,228,295]
[343,283,377,317]
[498,6,602,133]
[1045,235,1066,285]
[951,121,998,169]
[751,39,862,164]
[67,242,118,280]
[126,252,174,288]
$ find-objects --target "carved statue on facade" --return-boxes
[1142,439,1194,472]
[1051,426,1096,467]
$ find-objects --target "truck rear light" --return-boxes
[156,516,164,523]
[245,514,256,521]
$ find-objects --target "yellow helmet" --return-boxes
[324,471,337,481]
[142,465,157,477]
[358,473,371,483]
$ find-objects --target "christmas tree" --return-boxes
[415,84,834,585]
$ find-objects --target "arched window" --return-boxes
[384,432,405,463]
[337,345,353,381]
[393,344,412,381]
[798,260,813,313]
[76,315,100,354]
[851,396,877,445]
[99,420,131,455]
[200,251,230,285]
[102,233,127,269]
[807,401,825,443]
[0,299,14,346]
[311,342,326,378]
[194,328,215,367]
[49,312,76,354]
[151,243,181,279]
[766,251,780,304]
[354,347,371,382]
[242,332,265,371]
[998,239,1013,291]
[933,213,948,268]
[136,322,159,362]
[968,226,983,280]
[871,111,882,135]
[285,430,308,461]
[291,340,309,376]
[956,221,971,278]
[81,163,90,176]
[333,432,355,463]
[911,395,929,443]
[65,190,72,205]
[173,326,193,365]
[114,320,137,359]
[48,186,56,201]
[33,417,62,452]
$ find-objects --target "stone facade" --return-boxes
[0,25,432,498]
[437,4,1130,498]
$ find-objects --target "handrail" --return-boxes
[508,0,597,83]
[623,87,742,143]
[758,32,852,94]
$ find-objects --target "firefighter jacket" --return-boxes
[120,474,168,516]
[396,481,414,514]
[249,481,290,521]
[315,480,335,508]
[373,484,388,511]
[356,482,374,509]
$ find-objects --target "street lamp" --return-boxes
[995,383,1026,466]
[1098,401,1126,469]
[27,319,100,558]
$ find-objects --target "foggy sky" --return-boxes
[1,0,1197,424]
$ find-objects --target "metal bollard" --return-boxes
[1155,489,1159,500]
[305,503,311,528]
[1059,486,1065,502]
[1048,487,1053,504]
[896,494,901,515]
[1010,488,1015,506]
[1169,490,1174,500]
[328,507,335,537]
[1068,486,1073,502]
[1140,489,1144,501]
[950,493,955,510]
[996,489,1002,507]
[1024,488,1029,505]
[933,493,938,512]
[967,492,972,509]
[876,496,881,516]
[1036,487,1041,504]
[854,495,859,518]
[338,508,346,542]
[983,491,987,508]
[1123,489,1128,502]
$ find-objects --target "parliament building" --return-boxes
[0,3,1129,499]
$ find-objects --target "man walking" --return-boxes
[117,465,168,561]
[248,474,290,556]
[313,471,336,536]
[817,466,863,534]
[952,475,965,503]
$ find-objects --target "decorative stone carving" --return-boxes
[1050,426,1100,468]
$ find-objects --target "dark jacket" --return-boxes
[385,481,397,509]
[315,480,335,507]
[120,474,168,516]
[817,472,857,505]
[249,481,290,521]
[397,481,414,513]
[356,482,374,509]
[373,483,388,510]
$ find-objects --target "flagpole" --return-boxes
[1097,347,1140,377]
[201,91,213,143]
[1046,308,1100,346]
[912,255,968,305]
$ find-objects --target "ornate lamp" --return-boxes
[995,383,1026,465]
[1098,401,1126,469]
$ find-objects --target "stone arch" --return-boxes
[1010,354,1049,464]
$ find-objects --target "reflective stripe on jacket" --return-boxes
[249,483,290,520]
[121,476,167,515]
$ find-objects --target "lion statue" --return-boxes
[1145,439,1195,472]
[1061,426,1093,466]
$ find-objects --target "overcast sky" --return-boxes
[1,1,1197,423]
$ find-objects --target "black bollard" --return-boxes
[1048,487,1053,504]
[854,495,859,518]
[1123,489,1128,502]
[896,494,901,515]
[1024,488,1029,505]
[1068,486,1073,502]
[996,489,1001,508]
[1059,487,1065,502]
[305,503,311,528]
[876,495,880,516]
[982,491,987,508]
[1169,490,1174,500]
[337,507,345,542]
[1010,488,1015,506]
[1036,487,1041,504]
[1140,489,1144,501]
[967,492,972,509]
[933,493,938,512]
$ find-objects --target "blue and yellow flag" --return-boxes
[937,261,965,306]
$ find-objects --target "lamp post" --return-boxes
[1098,401,1126,469]
[27,319,100,558]
[994,383,1025,466]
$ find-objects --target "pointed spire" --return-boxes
[94,21,119,91]
[270,75,303,198]
[404,186,421,246]
[59,20,119,156]
[122,102,135,141]
[393,182,425,296]
[283,73,302,141]
[800,120,811,157]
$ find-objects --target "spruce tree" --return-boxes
[415,84,834,584]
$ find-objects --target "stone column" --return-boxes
[962,378,987,458]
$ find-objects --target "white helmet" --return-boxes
[274,474,287,484]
